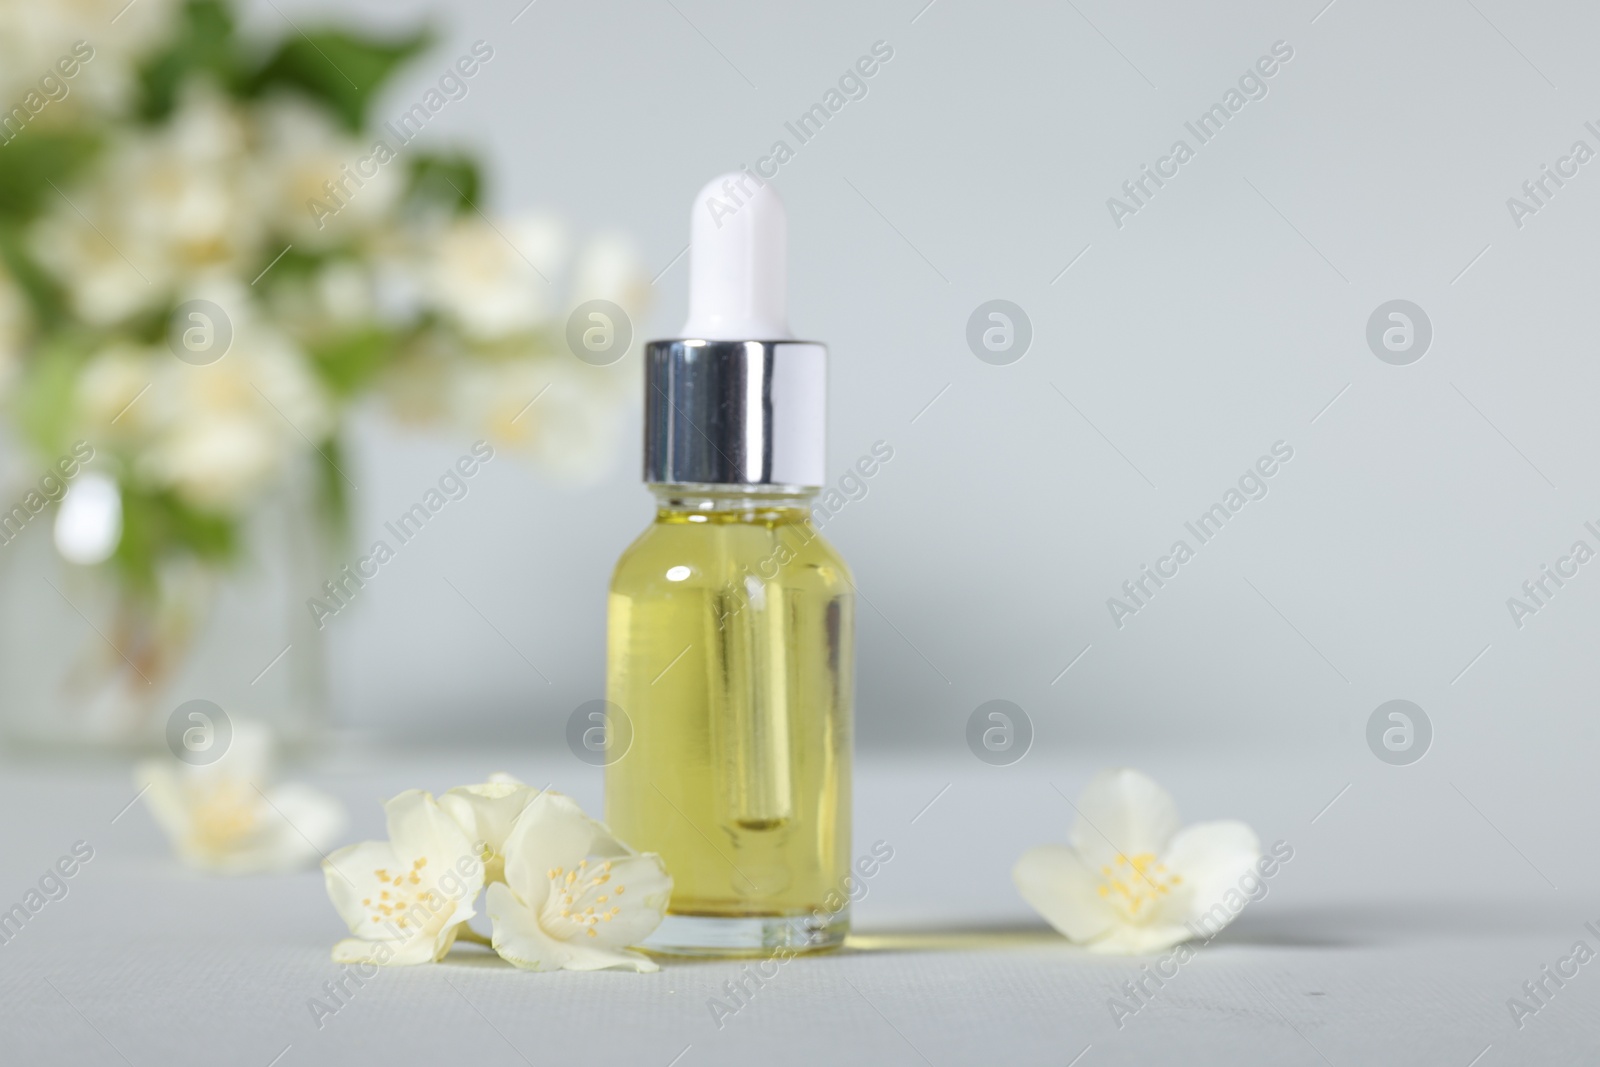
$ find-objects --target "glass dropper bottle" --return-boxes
[604,173,853,956]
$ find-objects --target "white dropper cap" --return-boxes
[681,172,793,340]
[644,173,825,486]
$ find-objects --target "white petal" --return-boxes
[1068,769,1180,866]
[324,840,402,934]
[324,837,468,964]
[440,779,541,883]
[500,793,596,909]
[585,852,672,949]
[134,761,189,845]
[1012,844,1119,944]
[265,782,347,853]
[1157,820,1262,934]
[485,882,563,971]
[539,940,659,973]
[440,779,538,841]
[486,883,657,973]
[486,772,527,787]
[219,782,345,875]
[1087,923,1195,955]
[411,915,465,964]
[327,794,483,965]
[331,938,393,965]
[384,790,483,909]
[385,790,463,858]
[331,927,454,967]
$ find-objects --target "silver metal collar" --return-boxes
[643,339,827,487]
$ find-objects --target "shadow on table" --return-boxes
[1221,898,1566,948]
[845,899,1560,955]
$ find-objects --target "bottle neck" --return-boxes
[649,483,818,524]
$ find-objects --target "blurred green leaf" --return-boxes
[315,433,352,547]
[0,132,101,222]
[253,242,327,284]
[13,334,91,456]
[251,27,432,133]
[137,0,247,120]
[0,223,70,329]
[113,486,239,594]
[309,326,395,398]
[406,153,482,213]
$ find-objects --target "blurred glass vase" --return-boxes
[0,463,328,753]
[0,0,648,756]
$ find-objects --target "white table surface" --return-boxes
[0,744,1593,1066]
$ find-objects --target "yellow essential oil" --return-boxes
[606,486,853,955]
[610,172,849,954]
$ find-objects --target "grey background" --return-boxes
[7,4,1600,1063]
[243,0,1599,764]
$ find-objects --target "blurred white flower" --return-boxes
[77,342,157,433]
[313,261,376,325]
[1013,769,1261,954]
[571,231,647,310]
[8,7,652,549]
[135,298,332,512]
[30,85,264,324]
[125,85,262,274]
[138,718,346,875]
[255,96,403,245]
[29,200,159,327]
[455,357,627,484]
[426,214,566,340]
[143,415,284,511]
[0,0,178,118]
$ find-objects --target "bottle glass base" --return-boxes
[642,909,849,958]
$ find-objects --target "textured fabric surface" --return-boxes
[0,748,1591,1065]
